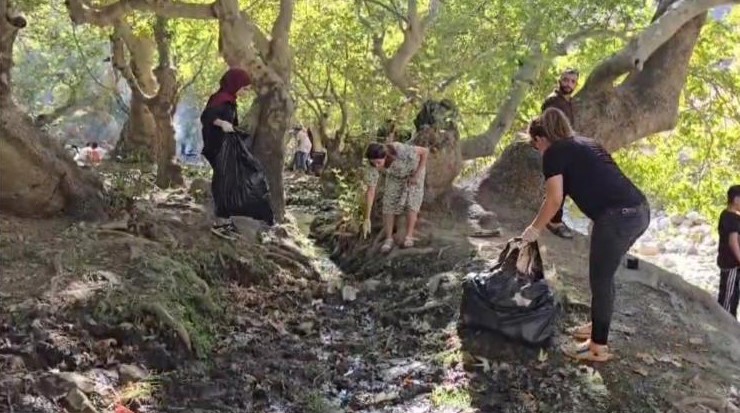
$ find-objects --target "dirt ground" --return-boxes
[1,172,739,413]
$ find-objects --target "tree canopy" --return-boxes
[6,0,740,218]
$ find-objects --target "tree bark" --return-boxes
[149,17,183,188]
[110,30,156,162]
[0,3,106,220]
[66,0,296,220]
[361,0,441,99]
[478,0,723,210]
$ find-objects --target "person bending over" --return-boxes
[363,142,429,253]
[521,108,650,362]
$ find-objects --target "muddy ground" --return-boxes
[0,171,739,413]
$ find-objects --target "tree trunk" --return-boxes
[114,94,155,162]
[149,18,183,188]
[480,1,707,209]
[0,8,106,220]
[475,141,543,212]
[413,126,462,203]
[251,87,290,221]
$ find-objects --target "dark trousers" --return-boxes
[718,268,740,318]
[589,203,650,345]
[294,151,309,171]
[203,152,228,220]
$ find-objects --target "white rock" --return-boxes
[661,257,677,268]
[686,210,704,225]
[341,285,358,302]
[670,215,684,226]
[637,242,661,256]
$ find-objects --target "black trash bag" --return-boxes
[460,238,558,346]
[212,131,275,225]
[413,99,459,131]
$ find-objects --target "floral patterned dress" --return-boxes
[364,143,426,215]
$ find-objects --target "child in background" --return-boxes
[717,185,740,318]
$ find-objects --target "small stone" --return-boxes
[56,372,95,394]
[65,388,99,413]
[362,279,383,293]
[637,242,660,256]
[341,285,358,302]
[118,364,148,384]
[689,337,704,345]
[296,321,314,335]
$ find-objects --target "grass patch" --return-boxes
[431,385,472,409]
[302,390,335,413]
[118,377,160,405]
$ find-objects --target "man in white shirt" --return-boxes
[294,126,312,172]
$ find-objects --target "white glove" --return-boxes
[521,225,541,243]
[219,121,235,133]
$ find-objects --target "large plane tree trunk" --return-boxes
[480,0,709,210]
[0,2,106,220]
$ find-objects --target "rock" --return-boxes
[686,210,703,225]
[296,321,315,335]
[118,364,148,384]
[689,337,704,346]
[670,215,684,226]
[660,257,677,269]
[341,285,358,302]
[55,372,95,394]
[637,242,661,256]
[65,388,99,413]
[189,178,211,200]
[362,279,383,293]
[687,245,699,255]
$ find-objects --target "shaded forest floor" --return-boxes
[0,170,739,413]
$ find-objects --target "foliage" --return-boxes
[8,0,740,218]
[615,12,740,219]
[332,168,364,225]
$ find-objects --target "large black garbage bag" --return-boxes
[212,132,275,225]
[460,238,558,346]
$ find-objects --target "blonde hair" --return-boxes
[541,108,575,142]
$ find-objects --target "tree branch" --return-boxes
[461,27,628,160]
[582,0,739,93]
[66,0,217,27]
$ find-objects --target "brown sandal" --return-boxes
[562,339,614,362]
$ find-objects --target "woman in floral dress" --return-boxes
[363,142,429,253]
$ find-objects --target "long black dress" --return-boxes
[200,102,237,168]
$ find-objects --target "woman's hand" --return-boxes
[214,119,235,133]
[521,225,541,243]
[220,122,235,133]
[407,173,419,186]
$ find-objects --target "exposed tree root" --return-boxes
[140,302,192,354]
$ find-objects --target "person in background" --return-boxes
[294,126,312,172]
[540,68,580,239]
[363,141,429,253]
[522,108,649,362]
[200,67,252,239]
[74,142,92,166]
[89,142,103,167]
[717,185,740,318]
